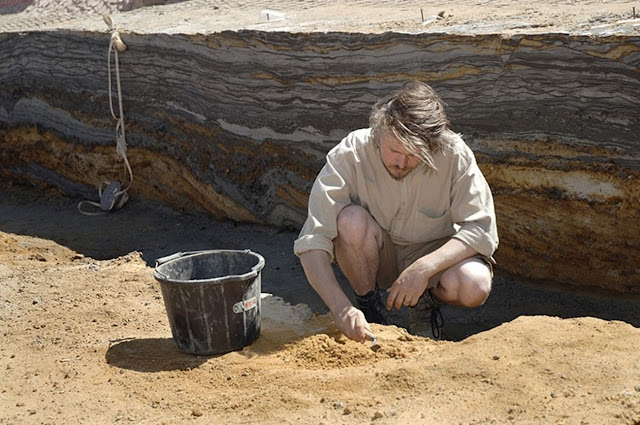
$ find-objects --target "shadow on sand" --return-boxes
[105,337,209,372]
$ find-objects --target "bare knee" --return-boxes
[438,259,492,307]
[336,205,381,248]
[461,275,492,307]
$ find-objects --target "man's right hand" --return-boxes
[333,305,371,343]
[299,250,373,343]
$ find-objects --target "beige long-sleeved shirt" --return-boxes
[294,128,498,260]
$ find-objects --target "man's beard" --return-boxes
[384,164,411,180]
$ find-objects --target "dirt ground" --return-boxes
[2,1,640,424]
[1,181,640,425]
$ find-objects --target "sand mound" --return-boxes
[2,227,640,424]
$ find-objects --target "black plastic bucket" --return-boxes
[153,249,265,356]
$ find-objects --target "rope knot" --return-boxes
[110,31,127,52]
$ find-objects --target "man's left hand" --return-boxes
[386,261,431,310]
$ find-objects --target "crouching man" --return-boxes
[294,81,498,342]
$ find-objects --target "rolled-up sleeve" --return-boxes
[294,152,354,261]
[449,155,499,257]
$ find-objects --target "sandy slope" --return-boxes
[1,186,640,424]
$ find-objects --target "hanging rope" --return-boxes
[78,15,133,215]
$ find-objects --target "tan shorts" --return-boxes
[376,229,495,290]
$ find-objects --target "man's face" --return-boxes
[379,132,421,180]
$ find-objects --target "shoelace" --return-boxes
[429,305,444,339]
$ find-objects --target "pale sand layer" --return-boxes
[1,0,639,35]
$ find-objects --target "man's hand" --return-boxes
[299,250,372,342]
[333,305,371,343]
[386,260,431,310]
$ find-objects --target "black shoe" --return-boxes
[413,289,445,340]
[354,289,390,325]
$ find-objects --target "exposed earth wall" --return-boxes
[1,30,639,292]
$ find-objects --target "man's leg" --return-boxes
[334,205,393,324]
[400,240,493,338]
[333,205,384,296]
[430,257,492,308]
[398,239,493,308]
[413,257,492,339]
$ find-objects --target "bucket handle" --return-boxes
[154,249,264,281]
[154,251,198,281]
[155,251,196,267]
[155,249,259,266]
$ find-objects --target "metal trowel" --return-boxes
[365,330,381,352]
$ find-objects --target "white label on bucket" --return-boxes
[233,296,257,314]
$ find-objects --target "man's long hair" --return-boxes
[370,81,451,171]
